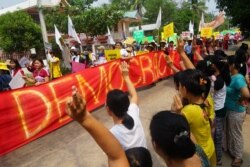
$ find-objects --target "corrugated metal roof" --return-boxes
[129,23,157,32]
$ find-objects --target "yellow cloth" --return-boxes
[49,57,62,79]
[206,93,215,121]
[182,104,215,159]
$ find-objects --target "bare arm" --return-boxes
[177,38,195,69]
[240,87,250,100]
[66,86,129,167]
[121,61,138,104]
[22,75,36,84]
[165,54,180,73]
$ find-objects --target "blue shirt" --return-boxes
[225,74,247,112]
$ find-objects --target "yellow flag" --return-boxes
[201,27,213,38]
[164,22,174,38]
[104,49,121,61]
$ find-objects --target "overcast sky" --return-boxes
[0,0,218,13]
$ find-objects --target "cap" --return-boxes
[70,46,76,50]
[0,63,9,71]
[97,45,105,50]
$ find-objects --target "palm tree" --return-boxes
[189,0,207,16]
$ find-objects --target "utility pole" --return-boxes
[37,0,49,51]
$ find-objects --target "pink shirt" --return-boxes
[33,68,49,82]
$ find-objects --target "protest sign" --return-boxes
[142,36,154,43]
[201,27,213,38]
[9,71,25,89]
[164,22,174,38]
[104,49,121,61]
[72,61,86,73]
[181,31,191,39]
[133,30,144,43]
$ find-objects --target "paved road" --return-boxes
[1,78,250,167]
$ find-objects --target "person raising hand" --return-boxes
[66,86,129,167]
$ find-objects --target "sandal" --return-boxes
[231,159,243,167]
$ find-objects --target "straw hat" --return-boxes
[0,63,9,71]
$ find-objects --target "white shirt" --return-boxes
[72,55,80,62]
[120,49,128,57]
[110,103,147,150]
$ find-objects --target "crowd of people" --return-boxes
[0,33,242,92]
[65,35,250,167]
[0,31,249,166]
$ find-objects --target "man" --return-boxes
[184,40,193,62]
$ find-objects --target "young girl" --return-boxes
[209,54,231,166]
[225,55,249,167]
[150,111,210,167]
[106,61,147,150]
[172,69,216,166]
[9,59,24,77]
[23,58,49,86]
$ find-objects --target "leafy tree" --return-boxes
[0,11,43,53]
[68,0,98,10]
[216,0,250,31]
[45,4,123,36]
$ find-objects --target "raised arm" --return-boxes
[192,38,203,61]
[121,61,138,104]
[176,38,195,69]
[165,54,180,73]
[66,86,129,167]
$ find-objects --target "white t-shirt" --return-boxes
[110,103,147,150]
[120,49,128,57]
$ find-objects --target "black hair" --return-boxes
[115,42,123,47]
[196,56,215,77]
[214,50,227,58]
[125,147,153,167]
[33,58,45,67]
[10,58,21,69]
[173,72,181,89]
[106,89,134,129]
[150,111,195,159]
[210,55,231,86]
[227,55,247,76]
[179,69,211,99]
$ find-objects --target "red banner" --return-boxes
[0,51,180,156]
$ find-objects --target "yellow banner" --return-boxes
[164,22,174,38]
[201,27,213,38]
[104,49,121,61]
[161,32,166,40]
[136,51,148,56]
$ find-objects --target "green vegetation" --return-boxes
[0,11,43,53]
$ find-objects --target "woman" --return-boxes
[106,61,147,150]
[9,58,24,77]
[66,86,129,167]
[172,69,216,166]
[23,58,49,86]
[225,55,249,167]
[209,54,231,166]
[150,111,210,167]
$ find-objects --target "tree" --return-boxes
[45,4,124,36]
[216,0,250,31]
[0,11,43,53]
[68,0,98,10]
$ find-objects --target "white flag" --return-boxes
[198,12,204,32]
[189,20,194,34]
[107,26,115,45]
[68,15,81,44]
[155,7,162,29]
[54,25,63,50]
